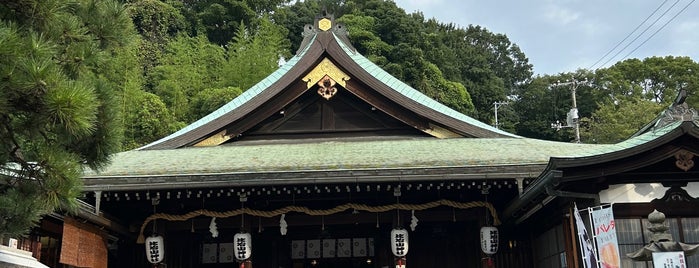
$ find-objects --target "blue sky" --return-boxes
[393,0,698,76]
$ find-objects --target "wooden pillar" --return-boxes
[565,206,580,268]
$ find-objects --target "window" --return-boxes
[616,217,698,268]
[681,218,699,267]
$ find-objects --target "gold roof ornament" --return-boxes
[302,58,350,89]
[318,18,332,31]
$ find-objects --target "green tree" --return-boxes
[576,56,699,143]
[224,19,291,90]
[595,56,699,106]
[151,34,227,122]
[174,0,290,46]
[122,90,183,150]
[0,0,134,238]
[337,14,391,59]
[190,86,244,120]
[126,0,186,89]
[580,96,664,143]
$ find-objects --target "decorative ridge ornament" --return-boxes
[302,58,350,90]
[674,149,695,171]
[652,185,697,203]
[318,18,332,31]
[297,11,354,55]
[653,89,699,130]
[317,75,338,100]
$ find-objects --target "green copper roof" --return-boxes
[551,120,685,162]
[333,34,518,138]
[88,137,605,177]
[85,120,687,178]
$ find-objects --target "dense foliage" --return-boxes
[0,0,135,238]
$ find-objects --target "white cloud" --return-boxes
[543,4,580,25]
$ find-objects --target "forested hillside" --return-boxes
[115,0,697,147]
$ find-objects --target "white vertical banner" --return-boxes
[574,203,598,268]
[652,252,686,268]
[591,205,621,268]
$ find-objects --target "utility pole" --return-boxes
[493,101,508,129]
[550,78,587,143]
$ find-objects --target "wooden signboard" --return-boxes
[59,217,108,268]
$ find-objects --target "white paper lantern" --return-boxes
[480,226,499,255]
[234,233,252,261]
[390,228,409,257]
[145,235,165,264]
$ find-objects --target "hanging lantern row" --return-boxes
[100,180,519,201]
[144,213,498,266]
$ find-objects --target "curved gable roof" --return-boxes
[141,15,516,150]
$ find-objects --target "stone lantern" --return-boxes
[626,209,699,261]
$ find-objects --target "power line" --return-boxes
[598,0,681,68]
[588,0,669,70]
[620,0,695,60]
